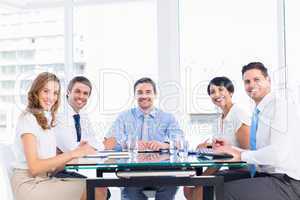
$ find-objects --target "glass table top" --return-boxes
[65,152,247,170]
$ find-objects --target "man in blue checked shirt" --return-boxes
[106,77,183,200]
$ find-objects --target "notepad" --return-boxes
[138,149,169,153]
[85,150,129,158]
[190,148,233,159]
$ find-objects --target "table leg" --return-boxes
[86,180,95,200]
[214,176,224,200]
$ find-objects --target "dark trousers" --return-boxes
[224,173,300,200]
[203,168,250,200]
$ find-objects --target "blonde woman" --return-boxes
[11,72,106,200]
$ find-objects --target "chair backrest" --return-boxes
[0,144,16,200]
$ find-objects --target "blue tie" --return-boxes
[73,114,81,142]
[142,114,149,141]
[249,108,260,177]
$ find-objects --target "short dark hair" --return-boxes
[67,76,92,96]
[133,77,157,94]
[207,76,234,95]
[242,62,269,77]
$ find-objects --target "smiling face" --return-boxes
[243,69,271,105]
[67,82,91,112]
[209,84,233,109]
[135,83,156,112]
[38,80,60,111]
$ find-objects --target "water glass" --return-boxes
[120,134,128,151]
[128,134,138,156]
[169,135,180,154]
[178,139,189,158]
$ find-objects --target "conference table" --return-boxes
[66,151,247,200]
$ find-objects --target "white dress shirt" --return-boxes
[241,92,300,180]
[54,103,103,152]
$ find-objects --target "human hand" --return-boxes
[103,137,117,150]
[147,141,168,151]
[71,141,96,158]
[212,138,230,149]
[196,139,211,150]
[138,140,148,150]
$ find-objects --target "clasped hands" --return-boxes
[138,140,169,151]
[103,137,169,151]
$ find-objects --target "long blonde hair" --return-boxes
[26,72,61,130]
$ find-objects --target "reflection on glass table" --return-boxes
[66,152,246,171]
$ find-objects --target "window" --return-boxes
[1,80,15,89]
[0,7,65,143]
[1,65,16,74]
[73,0,158,120]
[180,0,280,113]
[179,0,281,144]
[18,65,35,73]
[286,0,300,104]
[17,50,35,61]
[0,51,16,61]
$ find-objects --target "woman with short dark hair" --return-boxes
[184,76,250,200]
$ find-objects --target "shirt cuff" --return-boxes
[241,150,255,164]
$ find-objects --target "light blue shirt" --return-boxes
[106,107,183,150]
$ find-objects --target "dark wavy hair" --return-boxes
[27,72,61,130]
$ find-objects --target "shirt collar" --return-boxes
[135,107,157,118]
[256,92,275,112]
[66,100,81,116]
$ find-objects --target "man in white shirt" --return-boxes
[215,62,300,200]
[54,76,114,199]
[55,76,115,153]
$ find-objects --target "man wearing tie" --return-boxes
[106,77,183,200]
[215,62,300,200]
[54,76,115,199]
[55,76,115,153]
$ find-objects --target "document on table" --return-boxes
[85,150,129,158]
